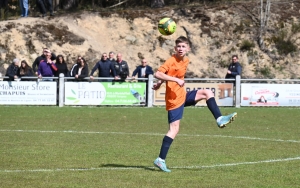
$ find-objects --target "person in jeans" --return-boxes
[19,0,29,17]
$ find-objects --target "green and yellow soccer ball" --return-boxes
[158,18,176,36]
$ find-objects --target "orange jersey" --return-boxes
[158,55,190,111]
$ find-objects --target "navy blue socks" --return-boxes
[159,136,173,160]
[206,97,222,120]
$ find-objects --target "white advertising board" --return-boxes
[241,84,300,106]
[0,81,57,105]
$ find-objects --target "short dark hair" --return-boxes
[175,36,189,45]
[232,55,238,59]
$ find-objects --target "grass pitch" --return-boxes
[0,106,299,188]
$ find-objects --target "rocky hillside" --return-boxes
[0,1,300,79]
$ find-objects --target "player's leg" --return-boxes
[194,89,237,128]
[154,104,184,172]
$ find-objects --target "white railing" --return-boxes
[2,74,300,107]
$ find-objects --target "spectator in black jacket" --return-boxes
[4,58,20,81]
[90,53,117,82]
[109,51,116,63]
[68,56,82,78]
[32,48,56,75]
[74,57,89,81]
[19,60,34,81]
[113,53,130,81]
[225,55,242,85]
[55,55,68,77]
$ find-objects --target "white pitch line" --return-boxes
[0,129,300,143]
[1,156,300,173]
[172,156,300,169]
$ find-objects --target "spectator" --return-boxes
[4,58,20,81]
[132,59,154,105]
[55,55,68,77]
[113,53,130,81]
[132,59,154,81]
[19,60,34,81]
[90,53,117,82]
[151,0,165,8]
[74,57,89,81]
[19,0,28,17]
[36,0,54,17]
[38,51,57,81]
[68,56,82,78]
[0,0,8,20]
[108,51,116,63]
[32,48,56,75]
[225,55,242,85]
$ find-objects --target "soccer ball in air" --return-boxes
[158,18,176,36]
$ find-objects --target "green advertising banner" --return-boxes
[65,82,146,105]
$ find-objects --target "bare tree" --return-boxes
[258,0,271,51]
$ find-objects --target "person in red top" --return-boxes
[153,36,237,172]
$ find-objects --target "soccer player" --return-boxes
[152,36,237,172]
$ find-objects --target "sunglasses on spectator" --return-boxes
[232,58,237,61]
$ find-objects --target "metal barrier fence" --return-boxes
[1,74,300,107]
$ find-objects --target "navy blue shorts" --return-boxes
[168,90,197,123]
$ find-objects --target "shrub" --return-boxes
[258,66,272,78]
[214,41,221,49]
[218,59,228,68]
[240,40,255,51]
[233,21,244,33]
[291,23,300,34]
[276,39,297,55]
